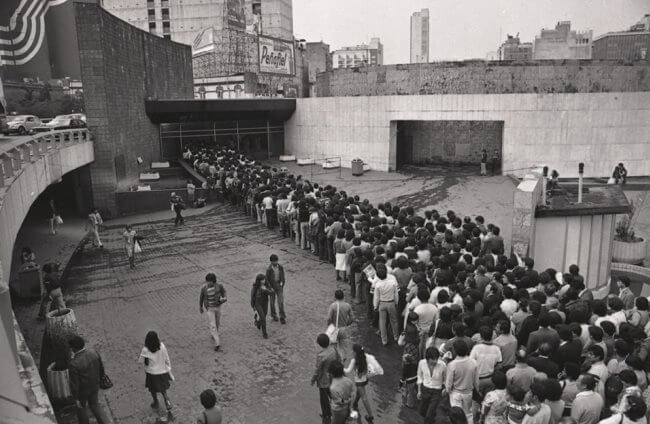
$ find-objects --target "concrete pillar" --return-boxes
[11,149,22,171]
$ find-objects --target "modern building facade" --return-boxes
[498,35,533,60]
[410,9,429,63]
[532,21,592,60]
[332,38,383,69]
[593,14,650,61]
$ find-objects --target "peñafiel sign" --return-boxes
[258,36,295,76]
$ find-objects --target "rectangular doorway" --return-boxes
[394,120,504,172]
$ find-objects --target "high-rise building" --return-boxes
[331,38,383,69]
[532,21,592,60]
[498,35,533,60]
[592,14,650,61]
[410,9,429,63]
[100,0,293,47]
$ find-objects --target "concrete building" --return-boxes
[498,35,533,60]
[306,42,331,96]
[593,14,650,61]
[410,9,429,63]
[532,21,592,60]
[100,0,293,47]
[332,38,383,69]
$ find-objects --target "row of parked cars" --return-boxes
[3,113,86,136]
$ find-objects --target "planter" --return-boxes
[45,308,76,334]
[46,362,73,403]
[612,239,647,265]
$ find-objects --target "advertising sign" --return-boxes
[227,0,246,30]
[258,36,295,76]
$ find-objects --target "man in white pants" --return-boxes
[85,208,103,248]
[445,339,479,423]
[199,273,227,352]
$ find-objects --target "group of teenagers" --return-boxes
[183,144,649,424]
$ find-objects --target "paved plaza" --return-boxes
[13,169,516,424]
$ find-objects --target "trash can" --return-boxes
[14,263,42,299]
[351,159,364,176]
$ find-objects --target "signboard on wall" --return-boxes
[258,36,295,76]
[227,0,246,30]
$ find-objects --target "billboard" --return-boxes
[227,0,246,30]
[258,36,295,76]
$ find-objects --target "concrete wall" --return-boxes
[316,61,650,97]
[75,2,193,216]
[284,92,650,178]
[533,214,616,289]
[399,120,503,165]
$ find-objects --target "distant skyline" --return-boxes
[293,0,648,64]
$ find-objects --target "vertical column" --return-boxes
[266,120,271,159]
[11,149,22,171]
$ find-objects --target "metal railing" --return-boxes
[0,128,91,188]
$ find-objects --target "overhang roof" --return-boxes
[145,98,296,124]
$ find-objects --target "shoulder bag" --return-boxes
[425,319,440,349]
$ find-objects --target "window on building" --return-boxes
[147,0,154,8]
[162,8,170,21]
[148,8,155,22]
[161,0,169,7]
[149,22,156,30]
[164,34,171,40]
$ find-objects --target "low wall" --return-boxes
[316,61,650,97]
[285,92,650,178]
[116,188,214,216]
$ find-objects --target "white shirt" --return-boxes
[500,299,518,318]
[416,359,447,389]
[469,343,502,378]
[139,342,171,375]
[414,303,439,334]
[262,196,274,209]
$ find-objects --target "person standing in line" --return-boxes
[123,224,137,269]
[417,347,447,423]
[186,180,196,206]
[266,254,287,324]
[372,264,400,346]
[85,208,103,249]
[276,193,291,237]
[199,273,227,351]
[570,375,603,424]
[312,333,341,424]
[251,274,273,339]
[48,198,59,235]
[329,360,356,424]
[37,263,66,320]
[613,163,628,185]
[328,290,354,360]
[68,335,109,424]
[262,191,275,229]
[344,344,375,423]
[480,149,488,176]
[196,389,223,424]
[138,331,174,413]
[445,340,479,424]
[491,149,500,175]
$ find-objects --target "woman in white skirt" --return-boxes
[139,331,174,413]
[334,229,347,281]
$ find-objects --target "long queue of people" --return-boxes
[184,145,649,424]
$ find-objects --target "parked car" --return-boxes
[4,115,42,135]
[32,114,86,133]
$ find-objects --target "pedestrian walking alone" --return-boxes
[138,331,174,414]
[48,199,60,235]
[344,344,375,423]
[85,208,103,249]
[199,273,227,351]
[266,254,287,324]
[68,335,109,424]
[123,224,137,269]
[251,274,274,339]
[171,194,185,226]
[312,333,341,424]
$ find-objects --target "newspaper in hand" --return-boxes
[363,264,377,280]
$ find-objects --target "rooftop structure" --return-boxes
[332,38,383,69]
[410,9,429,63]
[532,20,592,60]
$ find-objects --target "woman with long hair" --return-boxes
[251,274,273,339]
[344,344,374,423]
[138,331,173,413]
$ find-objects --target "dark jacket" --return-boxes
[480,236,505,256]
[251,284,273,308]
[265,264,285,289]
[312,345,340,388]
[527,355,560,379]
[553,339,583,371]
[69,348,104,400]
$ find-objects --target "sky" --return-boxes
[293,0,649,64]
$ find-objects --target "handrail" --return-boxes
[0,129,91,186]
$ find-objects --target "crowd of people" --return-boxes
[180,144,650,424]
